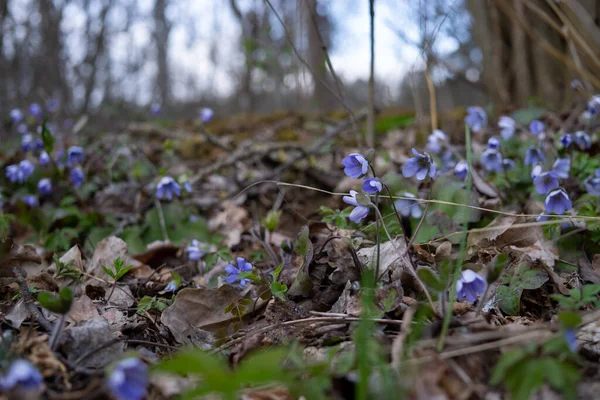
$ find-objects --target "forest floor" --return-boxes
[1,106,600,400]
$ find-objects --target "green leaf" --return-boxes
[37,287,73,314]
[497,285,521,315]
[417,267,444,292]
[490,348,527,385]
[235,348,291,384]
[41,121,56,153]
[273,265,283,282]
[155,349,231,383]
[102,266,116,279]
[263,210,282,232]
[294,226,311,257]
[558,311,582,328]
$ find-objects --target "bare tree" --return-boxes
[153,0,172,109]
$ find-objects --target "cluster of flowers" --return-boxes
[341,151,434,223]
[4,145,85,208]
[186,239,254,287]
[0,357,148,400]
[463,105,600,218]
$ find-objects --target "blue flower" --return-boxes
[560,133,572,148]
[534,171,559,194]
[0,359,43,393]
[155,176,181,200]
[565,329,577,352]
[536,213,549,222]
[17,124,28,134]
[225,257,253,287]
[46,98,59,113]
[6,160,35,183]
[544,188,572,215]
[10,108,23,124]
[587,95,600,115]
[552,158,570,179]
[525,146,544,166]
[39,151,50,166]
[184,181,192,193]
[487,137,500,149]
[456,270,486,303]
[362,178,382,194]
[402,149,436,180]
[66,146,84,167]
[498,116,515,140]
[441,150,455,171]
[584,169,600,196]
[481,148,503,172]
[343,190,371,223]
[69,167,85,188]
[22,195,38,207]
[342,153,369,178]
[394,192,422,219]
[107,358,148,400]
[464,106,487,132]
[37,178,52,195]
[164,281,178,292]
[531,164,542,179]
[186,239,205,260]
[150,103,161,115]
[455,160,468,180]
[503,158,516,171]
[21,134,36,152]
[529,120,545,135]
[426,129,447,154]
[29,103,42,118]
[574,131,591,150]
[200,107,214,123]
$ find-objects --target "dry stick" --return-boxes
[424,65,437,131]
[303,0,362,147]
[211,316,402,354]
[12,267,53,332]
[366,0,376,148]
[391,303,417,369]
[263,0,362,143]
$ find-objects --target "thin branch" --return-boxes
[367,0,376,148]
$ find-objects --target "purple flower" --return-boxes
[22,195,38,207]
[17,124,28,135]
[587,95,600,115]
[39,151,50,166]
[481,148,503,172]
[565,329,577,352]
[534,171,559,194]
[487,137,500,149]
[441,150,455,171]
[525,146,544,166]
[21,134,36,152]
[107,358,148,400]
[552,158,570,179]
[6,160,35,183]
[69,167,85,188]
[183,181,192,193]
[536,213,549,222]
[362,178,382,194]
[29,103,42,118]
[456,270,486,303]
[46,98,59,113]
[164,281,178,292]
[155,176,181,200]
[343,190,371,223]
[394,192,423,219]
[584,169,600,196]
[498,116,515,140]
[37,178,52,195]
[560,133,572,148]
[402,148,436,180]
[225,257,253,287]
[464,106,487,132]
[342,153,369,178]
[150,103,161,115]
[10,108,23,124]
[574,131,591,150]
[529,120,545,135]
[503,158,516,171]
[426,129,447,154]
[455,160,468,180]
[66,146,84,167]
[531,165,542,179]
[0,359,43,393]
[186,239,205,260]
[544,188,572,215]
[200,107,214,123]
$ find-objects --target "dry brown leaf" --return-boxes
[69,295,100,324]
[509,239,558,268]
[88,236,128,283]
[357,237,408,278]
[5,299,31,329]
[161,286,259,340]
[209,201,248,247]
[578,256,600,284]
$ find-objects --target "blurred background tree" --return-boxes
[0,0,598,119]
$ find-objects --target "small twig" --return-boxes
[154,198,170,242]
[211,315,402,354]
[12,267,53,332]
[49,314,67,351]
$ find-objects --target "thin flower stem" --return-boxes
[474,284,491,317]
[438,125,473,351]
[403,185,432,257]
[154,198,170,242]
[383,184,409,247]
[374,193,381,283]
[49,313,67,351]
[373,206,436,311]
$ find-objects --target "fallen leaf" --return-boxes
[357,237,408,278]
[5,299,31,329]
[69,295,100,324]
[88,236,129,283]
[209,201,248,247]
[61,318,124,368]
